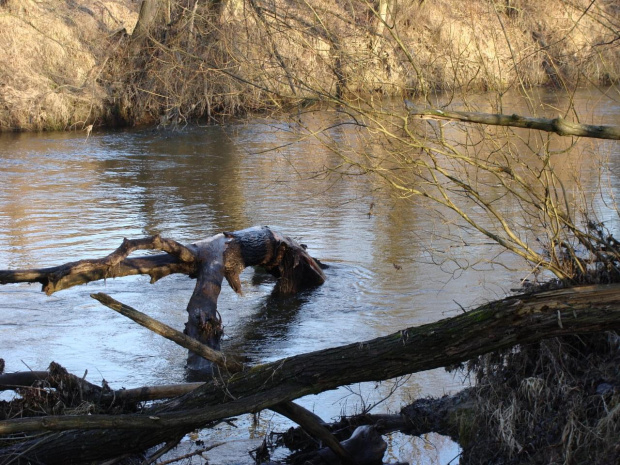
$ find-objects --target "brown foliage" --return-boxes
[1,0,618,130]
[461,333,620,464]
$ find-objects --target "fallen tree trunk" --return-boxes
[405,101,620,140]
[2,284,620,463]
[184,227,325,373]
[92,292,353,463]
[0,226,326,374]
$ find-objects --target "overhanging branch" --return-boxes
[405,100,620,140]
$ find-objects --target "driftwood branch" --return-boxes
[294,425,387,465]
[2,282,620,465]
[271,402,353,464]
[0,365,203,407]
[0,371,49,391]
[0,226,326,374]
[91,293,245,373]
[405,100,620,140]
[0,235,197,295]
[279,391,474,464]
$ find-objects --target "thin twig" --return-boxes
[155,442,225,465]
[142,435,184,465]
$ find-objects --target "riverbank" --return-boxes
[1,0,618,132]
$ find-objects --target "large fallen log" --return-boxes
[2,284,620,463]
[0,226,326,374]
[92,292,353,463]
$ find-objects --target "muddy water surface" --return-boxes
[1,88,618,463]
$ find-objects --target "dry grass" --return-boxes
[0,0,138,131]
[1,0,618,130]
[460,333,620,464]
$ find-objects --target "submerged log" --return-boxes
[279,391,475,464]
[185,226,325,373]
[300,425,387,465]
[2,284,620,463]
[0,226,326,374]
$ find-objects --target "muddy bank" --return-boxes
[0,0,618,131]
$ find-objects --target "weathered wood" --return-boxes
[0,235,197,295]
[186,226,325,373]
[271,402,353,464]
[223,226,326,294]
[91,293,245,373]
[0,227,326,374]
[185,233,228,373]
[0,371,48,391]
[281,393,474,463]
[110,383,203,403]
[0,252,193,294]
[281,412,410,452]
[405,101,620,140]
[0,369,203,404]
[301,425,386,465]
[2,284,620,464]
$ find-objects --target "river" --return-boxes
[1,88,618,464]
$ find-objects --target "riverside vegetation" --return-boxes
[1,1,620,464]
[0,0,618,131]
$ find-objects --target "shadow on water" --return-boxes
[186,267,322,381]
[224,272,320,362]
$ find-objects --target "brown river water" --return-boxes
[1,88,618,463]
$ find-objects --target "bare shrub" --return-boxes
[462,334,620,464]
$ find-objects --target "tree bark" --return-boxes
[131,0,169,47]
[91,293,245,373]
[0,368,202,404]
[0,235,197,295]
[405,101,620,140]
[185,226,326,373]
[2,283,620,463]
[280,391,474,464]
[374,0,393,39]
[295,425,387,465]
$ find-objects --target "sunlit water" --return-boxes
[0,88,618,464]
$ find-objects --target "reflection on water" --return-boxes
[0,87,618,463]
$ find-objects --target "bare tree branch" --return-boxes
[91,292,350,461]
[0,235,197,295]
[91,293,245,373]
[405,101,620,140]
